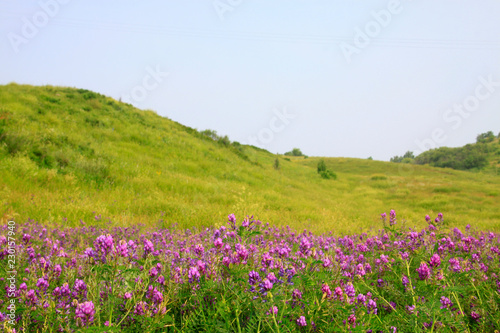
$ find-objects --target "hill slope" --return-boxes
[1,83,499,233]
[414,135,500,173]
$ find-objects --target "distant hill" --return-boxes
[414,133,500,173]
[390,132,500,175]
[1,83,499,233]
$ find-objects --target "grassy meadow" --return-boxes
[0,83,499,234]
[2,83,500,332]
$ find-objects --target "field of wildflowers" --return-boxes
[1,211,500,332]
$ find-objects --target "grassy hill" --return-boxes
[414,135,500,174]
[1,83,499,233]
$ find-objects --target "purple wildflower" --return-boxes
[367,299,378,314]
[471,311,481,321]
[356,263,366,276]
[297,316,307,327]
[440,296,452,309]
[117,240,128,257]
[416,262,431,280]
[194,244,204,256]
[261,279,273,291]
[134,301,148,315]
[348,314,356,326]
[266,306,278,315]
[292,288,303,300]
[188,267,201,283]
[248,271,261,285]
[402,275,410,288]
[390,209,397,225]
[36,277,49,292]
[53,264,62,278]
[144,239,154,256]
[267,272,277,283]
[75,301,95,326]
[26,289,38,305]
[430,253,441,267]
[94,234,114,258]
[322,283,332,298]
[23,233,31,244]
[149,266,159,278]
[406,305,416,314]
[334,286,343,300]
[344,282,355,297]
[214,237,223,249]
[449,258,461,272]
[73,279,87,299]
[152,288,163,304]
[84,247,95,258]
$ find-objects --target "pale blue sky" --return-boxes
[1,1,499,160]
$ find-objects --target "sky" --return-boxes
[1,1,499,161]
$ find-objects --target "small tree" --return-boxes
[284,148,305,157]
[403,151,415,159]
[317,159,337,180]
[390,155,403,163]
[217,135,230,146]
[274,157,280,170]
[317,159,327,173]
[391,151,414,163]
[477,131,495,143]
[201,129,219,140]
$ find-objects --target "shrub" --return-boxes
[2,132,27,156]
[414,144,489,170]
[476,131,495,143]
[284,148,305,157]
[317,159,327,173]
[217,135,230,147]
[201,129,219,141]
[317,159,337,180]
[319,169,337,179]
[273,157,280,170]
[391,151,414,163]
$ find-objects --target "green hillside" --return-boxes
[1,83,499,233]
[414,134,500,173]
[391,132,500,174]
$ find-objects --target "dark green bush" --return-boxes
[476,131,495,143]
[3,133,27,156]
[273,157,280,170]
[317,159,327,173]
[320,169,337,179]
[284,148,305,157]
[317,159,337,180]
[414,143,489,170]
